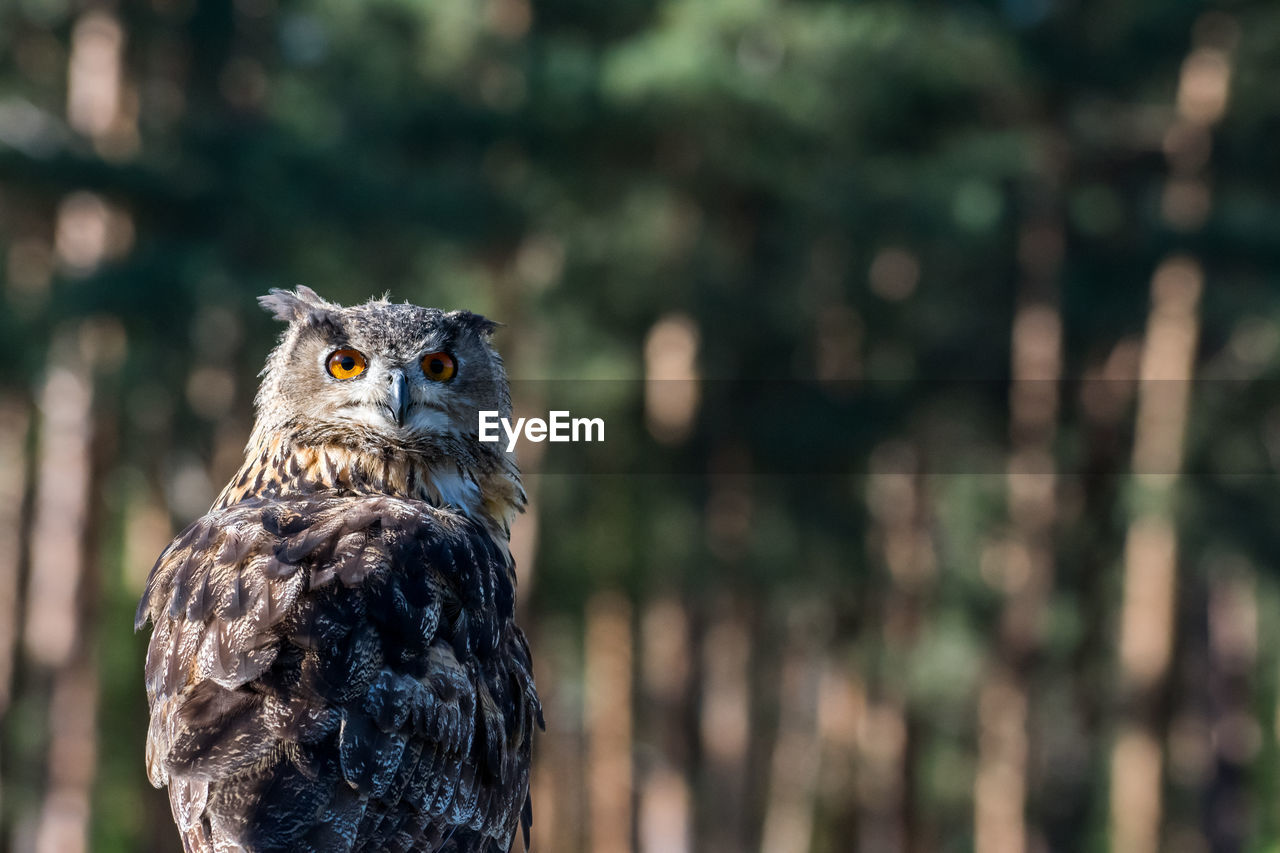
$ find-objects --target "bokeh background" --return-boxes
[2,0,1279,851]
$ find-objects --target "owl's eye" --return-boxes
[326,349,367,380]
[421,351,456,382]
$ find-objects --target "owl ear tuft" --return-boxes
[259,286,329,323]
[450,310,501,337]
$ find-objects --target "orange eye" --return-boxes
[326,349,367,380]
[421,351,456,382]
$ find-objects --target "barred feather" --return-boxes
[138,494,538,852]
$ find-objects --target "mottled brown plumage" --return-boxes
[137,288,540,852]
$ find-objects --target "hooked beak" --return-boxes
[387,368,409,427]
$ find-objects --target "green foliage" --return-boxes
[2,0,1279,850]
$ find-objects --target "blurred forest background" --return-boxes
[1,0,1280,851]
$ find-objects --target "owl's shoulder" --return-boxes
[137,491,509,655]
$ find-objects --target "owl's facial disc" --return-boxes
[323,343,463,436]
[260,292,509,460]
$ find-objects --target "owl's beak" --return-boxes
[387,368,409,427]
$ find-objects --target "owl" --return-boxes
[136,287,541,852]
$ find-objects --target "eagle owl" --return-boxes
[136,287,541,852]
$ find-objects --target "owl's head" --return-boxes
[253,286,513,468]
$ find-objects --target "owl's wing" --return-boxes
[137,495,541,853]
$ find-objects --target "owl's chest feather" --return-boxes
[214,434,520,540]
